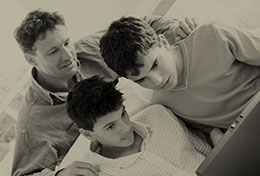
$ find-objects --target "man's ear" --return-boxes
[24,53,37,66]
[158,34,170,49]
[79,128,93,141]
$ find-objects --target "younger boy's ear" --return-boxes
[24,53,37,67]
[158,34,170,49]
[79,128,93,140]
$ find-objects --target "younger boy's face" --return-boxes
[127,45,178,91]
[88,106,134,148]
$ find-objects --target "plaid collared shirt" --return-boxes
[77,105,211,176]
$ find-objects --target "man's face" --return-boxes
[88,106,134,148]
[127,45,178,91]
[28,25,78,80]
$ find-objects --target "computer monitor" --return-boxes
[196,91,260,176]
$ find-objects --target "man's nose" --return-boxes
[61,46,73,59]
[119,120,131,132]
[149,71,163,84]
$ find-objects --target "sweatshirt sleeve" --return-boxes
[203,22,260,66]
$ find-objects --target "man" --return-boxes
[99,16,260,134]
[65,75,211,176]
[12,9,197,176]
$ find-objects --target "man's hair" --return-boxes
[66,76,124,131]
[100,16,159,77]
[14,9,65,54]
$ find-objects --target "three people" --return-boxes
[12,9,195,176]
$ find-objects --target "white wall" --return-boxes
[13,0,160,40]
[167,0,260,30]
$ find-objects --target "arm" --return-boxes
[143,15,198,44]
[12,126,58,176]
[11,102,70,176]
[143,15,179,45]
[185,127,212,157]
[55,161,99,176]
[207,22,260,66]
[74,30,118,80]
[12,123,99,176]
[210,128,224,146]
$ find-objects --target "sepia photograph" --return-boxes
[1,0,260,175]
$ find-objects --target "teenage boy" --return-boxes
[100,16,260,133]
[66,76,212,176]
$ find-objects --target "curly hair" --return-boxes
[100,16,159,77]
[14,9,65,54]
[66,76,123,131]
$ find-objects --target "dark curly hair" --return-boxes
[66,76,123,131]
[100,16,159,77]
[14,9,65,54]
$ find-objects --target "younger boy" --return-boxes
[99,16,260,132]
[66,76,211,176]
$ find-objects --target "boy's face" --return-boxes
[127,44,178,91]
[85,106,134,148]
[26,25,78,81]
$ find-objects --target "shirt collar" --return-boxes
[87,121,152,175]
[170,42,189,91]
[31,67,83,105]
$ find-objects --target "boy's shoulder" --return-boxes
[181,22,227,44]
[194,22,226,37]
[198,22,220,30]
[131,104,179,126]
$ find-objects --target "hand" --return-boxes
[175,17,198,42]
[56,161,100,176]
[210,128,224,146]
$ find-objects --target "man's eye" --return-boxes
[136,77,145,84]
[106,124,115,130]
[64,40,70,46]
[122,110,127,117]
[49,49,57,55]
[151,59,159,70]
